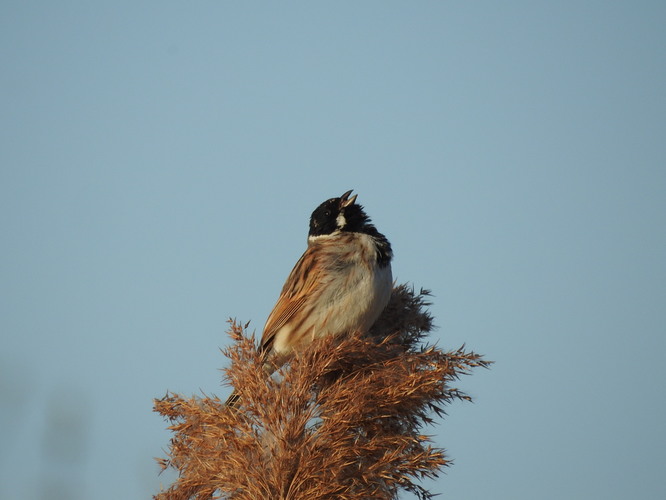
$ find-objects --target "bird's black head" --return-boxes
[308,190,393,266]
[308,190,372,238]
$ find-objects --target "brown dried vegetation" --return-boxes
[154,284,489,499]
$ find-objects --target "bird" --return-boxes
[226,190,393,407]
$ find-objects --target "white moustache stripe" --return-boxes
[308,231,341,243]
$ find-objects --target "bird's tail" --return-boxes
[225,390,241,408]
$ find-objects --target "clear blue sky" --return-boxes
[2,2,665,499]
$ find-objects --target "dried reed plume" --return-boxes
[154,284,489,499]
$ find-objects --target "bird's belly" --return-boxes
[318,264,392,337]
[273,263,392,353]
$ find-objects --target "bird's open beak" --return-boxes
[339,189,358,208]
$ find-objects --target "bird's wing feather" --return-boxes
[259,246,325,354]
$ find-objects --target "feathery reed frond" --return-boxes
[154,284,489,499]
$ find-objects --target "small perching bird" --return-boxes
[226,190,393,407]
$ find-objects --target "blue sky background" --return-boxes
[2,2,665,499]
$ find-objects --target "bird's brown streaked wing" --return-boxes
[227,248,325,407]
[258,246,323,354]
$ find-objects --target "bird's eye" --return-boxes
[324,210,332,217]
